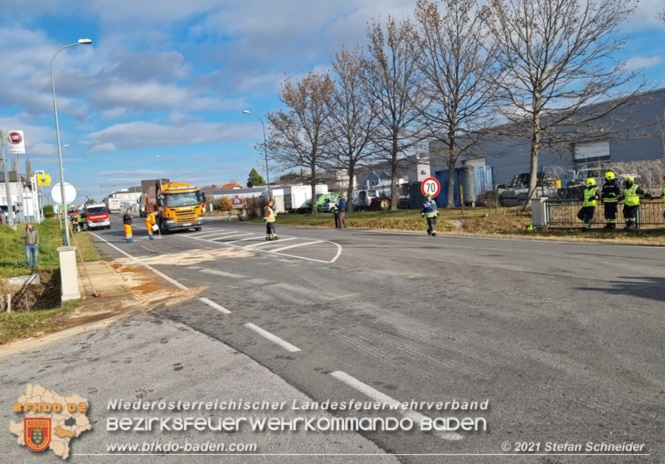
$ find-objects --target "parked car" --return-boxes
[321,198,337,213]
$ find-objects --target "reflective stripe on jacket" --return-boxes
[421,200,438,218]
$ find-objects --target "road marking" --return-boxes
[271,240,323,253]
[211,233,254,240]
[244,323,301,352]
[320,293,358,301]
[243,237,297,248]
[199,297,231,314]
[405,272,422,279]
[226,236,264,244]
[196,231,242,239]
[330,371,463,441]
[89,232,188,291]
[200,269,246,279]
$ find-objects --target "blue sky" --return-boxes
[1,0,664,204]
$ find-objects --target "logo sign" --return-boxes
[6,130,26,154]
[421,177,441,198]
[24,418,52,453]
[37,174,51,187]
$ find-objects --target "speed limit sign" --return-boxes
[421,177,441,198]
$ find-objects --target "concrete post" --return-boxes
[58,246,81,302]
[531,197,549,228]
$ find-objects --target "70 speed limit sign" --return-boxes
[421,177,441,198]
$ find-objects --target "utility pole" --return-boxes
[1,131,15,225]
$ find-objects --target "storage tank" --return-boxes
[460,166,477,206]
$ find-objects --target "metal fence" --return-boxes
[545,199,665,228]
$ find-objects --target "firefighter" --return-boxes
[577,178,599,231]
[264,199,278,241]
[332,198,340,229]
[122,209,133,242]
[421,195,438,236]
[601,171,621,229]
[145,206,157,240]
[621,176,649,229]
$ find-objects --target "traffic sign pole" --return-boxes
[0,131,15,225]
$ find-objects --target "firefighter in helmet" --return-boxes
[577,178,599,231]
[601,171,621,229]
[421,195,439,236]
[621,175,648,229]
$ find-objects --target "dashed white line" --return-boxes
[244,323,301,352]
[199,297,232,314]
[330,371,463,441]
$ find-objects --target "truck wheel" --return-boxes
[194,227,201,231]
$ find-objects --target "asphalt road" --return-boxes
[5,214,665,463]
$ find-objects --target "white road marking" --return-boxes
[330,371,463,441]
[200,269,246,279]
[244,323,301,352]
[243,237,297,248]
[88,232,188,291]
[196,231,244,239]
[226,236,265,244]
[271,240,323,253]
[210,233,254,240]
[199,297,231,314]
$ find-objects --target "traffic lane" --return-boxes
[147,244,664,461]
[89,222,664,460]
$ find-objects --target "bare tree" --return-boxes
[484,0,640,202]
[324,46,380,213]
[267,71,335,214]
[413,0,501,208]
[364,15,425,210]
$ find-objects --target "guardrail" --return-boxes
[542,199,665,228]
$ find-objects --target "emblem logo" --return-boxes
[24,418,51,453]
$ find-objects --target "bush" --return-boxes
[217,197,233,212]
[43,205,55,218]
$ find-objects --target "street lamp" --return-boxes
[51,38,92,246]
[242,110,270,196]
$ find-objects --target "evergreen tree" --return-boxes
[247,168,265,187]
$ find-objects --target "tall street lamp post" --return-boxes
[242,110,270,197]
[51,38,92,246]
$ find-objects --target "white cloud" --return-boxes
[623,55,662,71]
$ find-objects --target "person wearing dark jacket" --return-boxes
[621,176,648,229]
[421,195,438,236]
[337,196,347,229]
[601,171,621,229]
[123,209,133,242]
[577,178,600,231]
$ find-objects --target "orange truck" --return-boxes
[143,179,206,233]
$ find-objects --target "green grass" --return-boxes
[0,218,102,278]
[0,219,104,345]
[0,301,77,344]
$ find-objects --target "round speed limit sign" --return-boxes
[421,177,441,198]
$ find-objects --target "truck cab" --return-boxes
[84,203,111,230]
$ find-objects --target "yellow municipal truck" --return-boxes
[146,179,206,233]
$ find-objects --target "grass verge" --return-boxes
[0,218,104,345]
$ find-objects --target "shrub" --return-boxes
[217,197,233,212]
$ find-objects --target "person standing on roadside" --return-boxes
[123,209,133,242]
[621,176,648,230]
[337,195,347,229]
[577,178,600,231]
[421,195,438,236]
[601,171,621,229]
[21,223,40,269]
[264,199,278,241]
[332,197,340,229]
[145,206,157,240]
